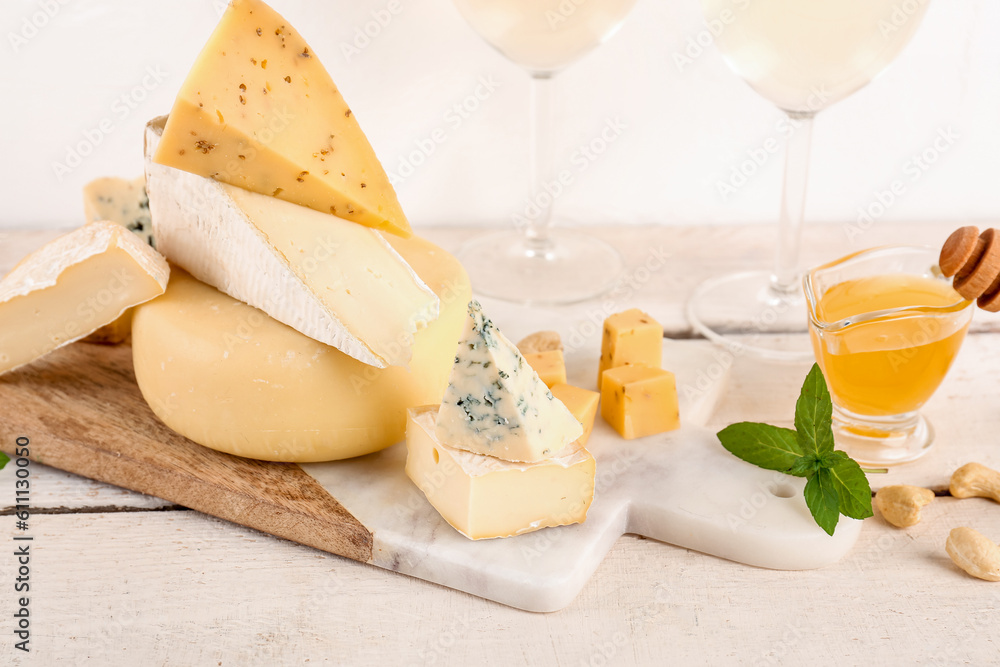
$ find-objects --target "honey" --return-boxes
[810,273,969,417]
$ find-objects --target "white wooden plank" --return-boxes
[2,499,999,665]
[0,459,175,512]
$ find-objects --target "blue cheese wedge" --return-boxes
[434,301,583,463]
[83,176,155,247]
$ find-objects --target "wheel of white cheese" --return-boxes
[132,235,470,462]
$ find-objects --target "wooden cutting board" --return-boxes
[0,343,373,562]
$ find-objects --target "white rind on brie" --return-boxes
[143,116,439,369]
[0,220,167,303]
[0,220,169,374]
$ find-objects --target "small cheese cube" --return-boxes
[601,365,680,439]
[524,349,567,388]
[406,406,596,540]
[550,383,600,447]
[598,309,663,385]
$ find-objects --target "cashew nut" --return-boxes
[949,462,1000,503]
[946,527,1000,582]
[874,485,935,528]
[517,331,563,354]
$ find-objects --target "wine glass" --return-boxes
[688,0,931,361]
[451,0,637,304]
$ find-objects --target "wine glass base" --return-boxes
[832,410,934,467]
[457,230,624,305]
[686,270,815,363]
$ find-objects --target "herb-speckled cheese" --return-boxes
[434,301,583,463]
[152,0,410,238]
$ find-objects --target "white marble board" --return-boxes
[303,340,862,612]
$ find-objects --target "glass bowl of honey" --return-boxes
[804,246,973,466]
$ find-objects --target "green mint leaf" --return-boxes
[786,455,821,478]
[716,364,874,536]
[0,451,9,470]
[824,451,875,520]
[717,423,803,473]
[804,467,841,536]
[794,363,834,456]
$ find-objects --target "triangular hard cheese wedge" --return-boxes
[153,0,410,238]
[435,301,583,463]
[0,221,169,375]
[145,117,438,369]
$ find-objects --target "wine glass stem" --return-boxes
[771,110,816,297]
[527,72,555,251]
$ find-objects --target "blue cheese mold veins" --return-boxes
[434,301,582,463]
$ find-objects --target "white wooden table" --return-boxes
[3,222,1000,666]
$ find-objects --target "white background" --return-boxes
[1,0,998,232]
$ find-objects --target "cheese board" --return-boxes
[0,0,866,615]
[0,337,861,612]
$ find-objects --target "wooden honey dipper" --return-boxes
[939,226,1000,312]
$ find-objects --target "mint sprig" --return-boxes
[717,364,873,536]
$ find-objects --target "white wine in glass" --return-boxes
[452,0,637,304]
[688,0,930,361]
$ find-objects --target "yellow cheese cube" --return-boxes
[600,366,680,439]
[550,384,600,447]
[598,309,663,385]
[524,349,567,388]
[406,406,596,540]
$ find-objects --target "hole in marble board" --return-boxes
[770,484,796,499]
[432,448,440,464]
